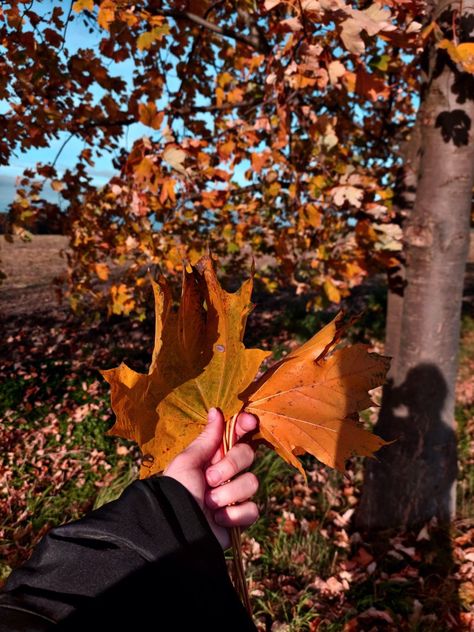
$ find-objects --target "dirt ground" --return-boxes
[0,236,69,318]
[2,234,474,319]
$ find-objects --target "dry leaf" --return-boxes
[102,257,269,476]
[163,144,187,174]
[102,257,389,479]
[341,4,395,54]
[244,313,390,476]
[328,60,346,85]
[332,185,364,207]
[94,262,109,281]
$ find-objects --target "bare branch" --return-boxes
[75,98,264,132]
[161,10,267,51]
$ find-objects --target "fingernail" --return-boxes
[207,468,220,485]
[208,407,218,421]
[206,489,219,508]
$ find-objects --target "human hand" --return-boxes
[163,408,259,549]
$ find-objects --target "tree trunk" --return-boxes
[384,124,421,375]
[356,0,474,530]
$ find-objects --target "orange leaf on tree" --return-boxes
[97,0,115,30]
[72,0,94,13]
[138,102,164,130]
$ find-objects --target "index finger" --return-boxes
[209,411,258,466]
[234,411,258,441]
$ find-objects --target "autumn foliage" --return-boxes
[102,256,390,479]
[1,0,432,313]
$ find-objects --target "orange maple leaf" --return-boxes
[244,314,390,476]
[102,257,390,478]
[102,257,268,477]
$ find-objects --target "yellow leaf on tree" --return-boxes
[73,0,94,13]
[97,0,115,30]
[102,258,390,479]
[137,31,156,51]
[109,283,135,316]
[137,23,170,51]
[302,203,321,228]
[217,72,234,88]
[134,156,154,181]
[456,43,474,73]
[323,279,342,304]
[439,39,474,74]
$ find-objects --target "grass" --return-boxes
[93,464,138,509]
[456,314,474,518]
[1,283,473,628]
[455,403,474,518]
[0,361,136,570]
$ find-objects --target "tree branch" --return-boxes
[76,99,264,131]
[173,98,263,115]
[161,10,266,51]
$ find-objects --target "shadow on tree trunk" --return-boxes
[356,363,458,530]
[352,363,462,626]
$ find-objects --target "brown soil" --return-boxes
[0,236,69,318]
[1,234,474,321]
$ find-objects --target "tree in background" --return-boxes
[1,0,424,314]
[357,0,474,529]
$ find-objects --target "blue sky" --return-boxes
[1,5,150,212]
[0,3,252,213]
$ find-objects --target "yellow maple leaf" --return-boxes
[323,279,342,304]
[134,156,154,181]
[439,39,474,74]
[109,283,135,316]
[137,23,170,51]
[97,0,115,30]
[102,258,390,479]
[102,258,269,477]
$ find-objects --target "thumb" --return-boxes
[184,407,224,465]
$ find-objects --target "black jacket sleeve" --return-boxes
[0,476,257,631]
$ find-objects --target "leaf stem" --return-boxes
[223,413,253,618]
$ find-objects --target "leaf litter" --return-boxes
[0,268,472,629]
